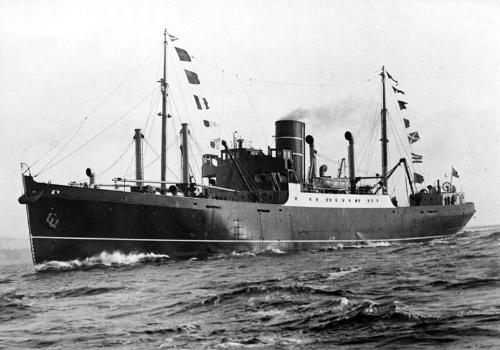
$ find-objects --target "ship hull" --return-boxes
[21,176,475,264]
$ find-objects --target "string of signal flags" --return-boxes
[386,70,425,184]
[169,31,374,150]
[170,32,427,164]
[168,33,221,149]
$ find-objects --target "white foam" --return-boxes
[216,341,246,348]
[364,300,378,314]
[462,226,498,233]
[231,251,256,257]
[256,242,286,254]
[338,296,349,307]
[366,240,391,247]
[328,267,360,280]
[35,251,169,271]
[266,247,285,254]
[345,241,392,249]
[429,238,451,245]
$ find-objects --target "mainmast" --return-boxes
[160,29,168,193]
[380,66,388,194]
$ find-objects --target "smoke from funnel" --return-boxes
[279,96,363,128]
[279,107,310,122]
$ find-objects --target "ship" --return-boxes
[19,31,475,265]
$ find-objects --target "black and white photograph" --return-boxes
[1,0,499,348]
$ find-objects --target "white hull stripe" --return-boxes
[31,235,449,243]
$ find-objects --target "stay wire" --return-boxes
[143,137,160,158]
[168,51,206,177]
[142,52,164,160]
[357,99,381,175]
[194,57,376,87]
[142,89,161,160]
[388,88,418,176]
[236,76,268,144]
[168,104,183,179]
[188,140,201,183]
[144,88,162,160]
[362,117,379,173]
[29,117,87,170]
[367,120,380,177]
[143,155,160,170]
[357,91,379,160]
[387,111,407,165]
[123,150,135,179]
[167,45,194,127]
[187,132,204,181]
[217,70,226,139]
[97,139,134,179]
[387,110,419,190]
[36,89,156,176]
[356,86,380,173]
[387,113,406,184]
[35,43,162,172]
[35,118,88,175]
[86,43,162,120]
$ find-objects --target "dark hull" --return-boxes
[21,176,475,264]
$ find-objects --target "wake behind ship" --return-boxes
[19,31,475,265]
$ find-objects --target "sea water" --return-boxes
[1,226,499,349]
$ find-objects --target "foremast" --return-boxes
[160,29,168,193]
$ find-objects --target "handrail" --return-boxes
[110,177,237,193]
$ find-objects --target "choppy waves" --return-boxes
[1,225,499,349]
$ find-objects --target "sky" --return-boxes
[1,0,499,243]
